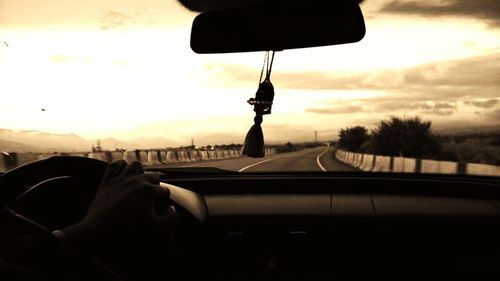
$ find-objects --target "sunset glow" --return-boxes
[1,0,499,147]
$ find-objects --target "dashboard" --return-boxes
[3,161,500,279]
[163,174,500,279]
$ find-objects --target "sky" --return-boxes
[0,0,499,146]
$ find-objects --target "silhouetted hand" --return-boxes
[62,160,176,255]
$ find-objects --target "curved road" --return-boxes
[166,147,357,173]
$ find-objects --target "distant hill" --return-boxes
[0,139,42,153]
[434,124,500,136]
[97,137,180,150]
[0,129,89,152]
[0,129,179,153]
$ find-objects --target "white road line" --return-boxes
[316,149,329,172]
[238,158,275,172]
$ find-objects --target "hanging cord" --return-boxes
[265,51,275,80]
[258,51,276,83]
[258,51,269,85]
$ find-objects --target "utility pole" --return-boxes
[314,130,318,143]
[191,138,194,148]
[96,140,102,152]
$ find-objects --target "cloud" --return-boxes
[464,99,499,108]
[380,0,500,28]
[177,0,258,12]
[50,55,69,62]
[424,109,455,116]
[113,60,132,66]
[434,102,456,109]
[49,55,93,63]
[177,0,365,12]
[307,100,455,117]
[209,52,500,102]
[374,100,457,116]
[348,53,500,100]
[486,108,500,121]
[100,11,136,30]
[205,52,499,125]
[306,105,363,114]
[418,102,456,116]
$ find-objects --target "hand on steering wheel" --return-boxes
[62,160,178,256]
[0,156,206,280]
[0,157,181,280]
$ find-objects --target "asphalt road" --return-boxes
[163,147,357,173]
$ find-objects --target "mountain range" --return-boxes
[1,124,499,153]
[0,129,176,153]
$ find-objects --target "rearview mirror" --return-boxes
[190,0,366,54]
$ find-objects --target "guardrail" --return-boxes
[0,147,278,172]
[335,149,500,177]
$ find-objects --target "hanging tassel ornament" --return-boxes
[242,51,276,158]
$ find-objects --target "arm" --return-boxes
[0,160,175,280]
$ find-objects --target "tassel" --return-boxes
[242,115,265,158]
[242,51,275,158]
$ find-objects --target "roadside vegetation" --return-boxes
[439,133,500,165]
[337,116,500,165]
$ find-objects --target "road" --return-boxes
[162,147,357,172]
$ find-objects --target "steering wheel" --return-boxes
[0,156,208,279]
[0,156,107,232]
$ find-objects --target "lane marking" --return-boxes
[316,149,329,172]
[172,148,327,172]
[238,158,275,172]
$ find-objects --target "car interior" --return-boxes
[1,156,500,279]
[1,0,500,280]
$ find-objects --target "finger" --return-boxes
[152,185,171,215]
[102,160,127,181]
[139,172,161,185]
[122,161,144,176]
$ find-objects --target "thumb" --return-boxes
[153,205,179,243]
[155,205,179,225]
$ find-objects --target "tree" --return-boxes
[338,126,369,152]
[275,141,297,153]
[370,116,441,158]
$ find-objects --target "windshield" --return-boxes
[0,0,499,176]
